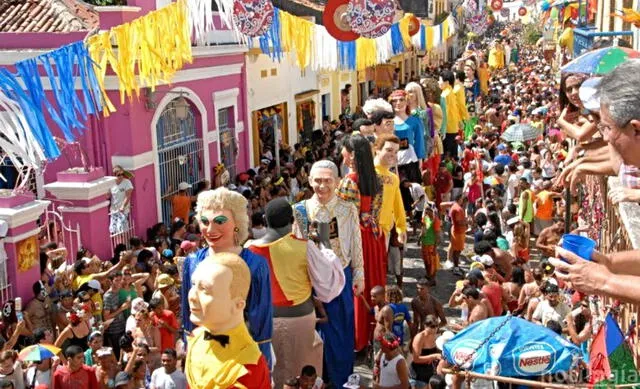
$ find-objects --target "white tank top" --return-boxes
[379,353,405,387]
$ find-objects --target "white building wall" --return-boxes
[246,52,320,145]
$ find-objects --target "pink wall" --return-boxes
[0,32,89,49]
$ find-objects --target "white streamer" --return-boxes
[375,32,393,63]
[311,27,339,71]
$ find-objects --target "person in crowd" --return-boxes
[336,134,387,352]
[150,349,187,389]
[109,166,133,235]
[536,219,564,258]
[292,159,364,388]
[410,315,442,389]
[53,345,98,389]
[420,206,440,284]
[375,333,409,389]
[532,282,571,328]
[442,193,467,275]
[248,198,344,387]
[84,331,103,366]
[95,347,118,389]
[411,280,446,333]
[439,71,461,158]
[171,182,194,223]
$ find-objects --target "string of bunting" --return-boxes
[245,7,457,71]
[0,0,192,166]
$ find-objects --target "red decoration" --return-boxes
[348,0,396,39]
[491,0,503,11]
[232,0,274,37]
[518,6,527,16]
[408,14,421,36]
[323,0,360,41]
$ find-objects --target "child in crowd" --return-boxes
[421,206,441,284]
[298,365,324,389]
[385,285,413,355]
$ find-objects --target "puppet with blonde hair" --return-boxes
[181,188,274,370]
[185,252,271,388]
[406,81,435,159]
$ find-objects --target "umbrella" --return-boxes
[561,46,640,75]
[510,141,525,150]
[18,344,60,362]
[443,316,582,377]
[501,124,539,142]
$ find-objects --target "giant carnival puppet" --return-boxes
[292,160,364,387]
[248,197,345,388]
[181,188,274,369]
[185,252,271,388]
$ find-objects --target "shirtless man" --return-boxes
[475,240,512,282]
[411,279,446,332]
[364,286,393,381]
[462,286,492,325]
[536,220,565,257]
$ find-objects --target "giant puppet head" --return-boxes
[188,252,250,333]
[309,160,340,204]
[196,188,249,251]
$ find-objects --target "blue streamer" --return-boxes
[390,24,404,55]
[337,41,356,70]
[420,25,426,51]
[7,41,104,160]
[0,69,60,159]
[259,7,283,61]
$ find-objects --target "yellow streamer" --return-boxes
[87,0,192,107]
[426,25,434,51]
[398,14,413,49]
[442,18,449,41]
[355,38,377,71]
[280,12,313,69]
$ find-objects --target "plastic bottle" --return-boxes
[15,297,22,321]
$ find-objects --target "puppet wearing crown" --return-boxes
[185,252,270,389]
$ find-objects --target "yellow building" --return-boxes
[594,0,638,48]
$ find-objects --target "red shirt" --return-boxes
[449,203,466,233]
[153,309,179,351]
[482,282,503,317]
[236,355,271,389]
[434,171,452,194]
[53,365,98,389]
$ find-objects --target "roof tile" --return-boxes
[0,0,98,33]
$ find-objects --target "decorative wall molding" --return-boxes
[111,151,155,170]
[44,177,116,201]
[0,200,50,228]
[58,200,110,214]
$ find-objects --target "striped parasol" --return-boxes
[18,344,61,362]
[501,123,540,142]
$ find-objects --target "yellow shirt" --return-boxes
[441,86,461,134]
[478,65,489,95]
[453,83,469,121]
[186,323,262,389]
[375,164,407,237]
[559,27,574,56]
[488,46,505,69]
[72,274,103,317]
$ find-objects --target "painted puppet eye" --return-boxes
[213,215,229,225]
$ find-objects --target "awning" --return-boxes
[295,89,320,100]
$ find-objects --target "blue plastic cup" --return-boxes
[561,234,596,261]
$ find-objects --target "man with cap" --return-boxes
[292,160,364,388]
[248,197,345,389]
[114,371,133,389]
[171,182,194,223]
[494,144,512,166]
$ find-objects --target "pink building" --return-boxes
[0,0,250,299]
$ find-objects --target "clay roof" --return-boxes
[0,0,99,33]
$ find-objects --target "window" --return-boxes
[218,107,230,129]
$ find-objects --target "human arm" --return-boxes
[120,180,133,212]
[535,232,553,254]
[565,311,592,345]
[439,96,448,137]
[609,186,640,204]
[557,159,618,194]
[411,299,423,332]
[412,333,441,364]
[54,326,72,348]
[313,297,329,324]
[103,292,131,321]
[557,109,597,142]
[1,321,26,351]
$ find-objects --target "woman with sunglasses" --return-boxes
[110,166,134,235]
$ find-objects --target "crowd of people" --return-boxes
[3,16,640,389]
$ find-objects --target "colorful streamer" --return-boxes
[87,0,192,106]
[355,38,377,71]
[259,7,284,61]
[390,24,405,55]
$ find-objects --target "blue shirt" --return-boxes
[494,154,512,166]
[389,303,411,341]
[394,115,426,159]
[181,247,274,368]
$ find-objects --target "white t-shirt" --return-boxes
[505,174,519,204]
[409,183,426,211]
[532,300,571,328]
[0,362,25,389]
[151,367,188,389]
[26,366,52,388]
[110,178,133,212]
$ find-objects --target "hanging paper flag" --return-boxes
[337,41,357,70]
[259,7,284,61]
[280,11,314,69]
[390,24,405,55]
[0,91,46,187]
[518,6,528,16]
[188,0,214,45]
[87,0,192,107]
[349,0,396,39]
[491,0,503,11]
[232,0,274,37]
[355,38,377,70]
[324,0,360,41]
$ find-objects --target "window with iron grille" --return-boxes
[218,107,237,179]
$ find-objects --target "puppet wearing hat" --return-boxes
[185,252,270,389]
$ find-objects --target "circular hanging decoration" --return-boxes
[491,0,503,11]
[518,6,527,16]
[500,7,510,17]
[323,0,360,41]
[348,0,396,39]
[407,14,420,36]
[232,0,274,37]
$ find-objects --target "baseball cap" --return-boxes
[130,297,148,316]
[87,279,102,293]
[180,240,197,251]
[156,273,174,289]
[162,249,174,259]
[479,254,494,267]
[178,182,192,191]
[579,77,601,113]
[96,347,113,358]
[114,372,131,387]
[497,143,507,151]
[344,374,361,388]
